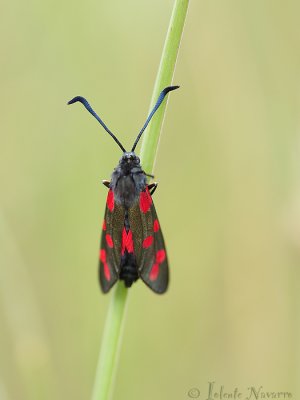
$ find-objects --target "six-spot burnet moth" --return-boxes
[68,86,179,293]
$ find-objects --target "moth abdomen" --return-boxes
[119,252,139,287]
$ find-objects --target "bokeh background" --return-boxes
[1,1,300,399]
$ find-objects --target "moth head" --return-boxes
[120,152,140,166]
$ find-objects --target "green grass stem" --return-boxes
[91,283,128,400]
[91,1,189,399]
[140,0,189,171]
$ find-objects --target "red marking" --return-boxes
[104,262,111,281]
[99,249,106,263]
[148,249,166,281]
[102,220,107,231]
[140,187,152,213]
[107,190,114,212]
[156,249,166,264]
[99,249,110,281]
[153,219,160,232]
[121,228,134,255]
[106,234,114,248]
[149,263,159,281]
[142,235,153,248]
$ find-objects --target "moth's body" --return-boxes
[99,151,167,293]
[68,85,179,293]
[110,152,146,287]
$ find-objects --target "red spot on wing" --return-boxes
[99,249,106,263]
[103,263,111,281]
[142,235,153,248]
[106,234,114,248]
[107,190,114,212]
[156,249,166,264]
[149,263,159,281]
[148,249,166,281]
[99,249,111,281]
[121,228,134,255]
[140,187,152,213]
[153,219,160,232]
[102,220,107,231]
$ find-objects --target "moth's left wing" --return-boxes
[99,189,125,293]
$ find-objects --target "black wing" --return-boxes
[128,186,169,293]
[99,189,125,293]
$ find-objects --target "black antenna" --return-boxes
[67,96,126,153]
[131,86,179,152]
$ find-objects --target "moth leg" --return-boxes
[145,173,154,179]
[134,170,155,179]
[102,180,111,189]
[148,182,158,196]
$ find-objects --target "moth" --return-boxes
[68,86,179,293]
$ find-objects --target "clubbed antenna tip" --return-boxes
[131,86,180,152]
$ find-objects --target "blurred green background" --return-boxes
[1,1,300,399]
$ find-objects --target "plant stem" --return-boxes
[140,0,189,171]
[91,1,189,399]
[91,283,128,400]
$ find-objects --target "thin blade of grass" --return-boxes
[91,1,189,399]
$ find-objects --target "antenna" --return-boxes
[68,96,126,152]
[131,86,179,152]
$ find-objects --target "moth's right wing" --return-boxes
[128,186,169,294]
